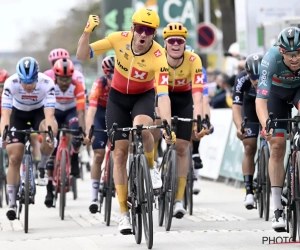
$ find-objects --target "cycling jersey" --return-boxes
[44,69,86,91]
[167,51,203,93]
[89,31,169,96]
[89,76,110,108]
[257,46,300,99]
[2,73,56,111]
[55,80,85,111]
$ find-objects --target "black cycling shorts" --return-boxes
[242,100,259,139]
[106,87,155,141]
[8,106,45,144]
[169,90,193,141]
[267,85,300,137]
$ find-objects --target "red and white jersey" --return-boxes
[55,80,85,111]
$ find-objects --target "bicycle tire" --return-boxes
[24,155,30,233]
[129,154,142,244]
[60,150,67,220]
[164,149,177,232]
[105,152,113,226]
[138,154,153,249]
[158,151,166,226]
[186,147,193,215]
[295,153,300,241]
[263,145,270,221]
[257,149,263,218]
[72,176,77,200]
[0,148,3,208]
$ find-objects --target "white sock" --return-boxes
[7,184,18,206]
[91,179,100,202]
[271,187,283,210]
[194,169,200,179]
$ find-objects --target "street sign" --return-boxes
[197,22,217,49]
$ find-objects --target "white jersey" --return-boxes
[2,72,56,111]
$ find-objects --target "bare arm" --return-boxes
[157,95,171,126]
[44,108,57,136]
[76,32,91,61]
[192,92,203,119]
[77,109,86,132]
[256,98,268,129]
[232,104,243,130]
[203,96,210,118]
[85,106,97,134]
[0,108,11,136]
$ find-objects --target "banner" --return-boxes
[132,0,198,48]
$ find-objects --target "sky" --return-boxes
[0,0,82,52]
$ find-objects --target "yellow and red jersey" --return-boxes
[89,76,110,108]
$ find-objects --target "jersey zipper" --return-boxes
[127,56,135,94]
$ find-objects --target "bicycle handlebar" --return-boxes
[266,112,300,133]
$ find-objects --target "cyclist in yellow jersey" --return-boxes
[154,23,204,218]
[77,8,174,234]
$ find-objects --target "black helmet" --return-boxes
[277,27,300,51]
[245,54,263,75]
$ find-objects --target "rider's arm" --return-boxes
[77,32,116,61]
[75,82,86,132]
[43,82,57,134]
[190,54,203,119]
[85,80,101,134]
[256,51,277,129]
[1,80,13,135]
[232,72,246,130]
[154,52,171,125]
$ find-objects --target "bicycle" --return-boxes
[157,115,201,231]
[110,121,171,250]
[0,148,8,208]
[2,125,53,233]
[88,126,115,226]
[241,117,271,221]
[266,111,300,239]
[51,125,85,220]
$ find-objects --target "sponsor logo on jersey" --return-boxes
[3,88,10,97]
[121,32,129,37]
[194,73,204,84]
[154,49,162,57]
[126,44,130,50]
[21,95,38,101]
[258,70,268,87]
[236,75,247,93]
[195,68,202,73]
[158,73,168,86]
[175,79,186,85]
[131,67,148,80]
[261,59,269,68]
[160,67,168,72]
[117,60,128,71]
[189,55,196,62]
[262,89,268,96]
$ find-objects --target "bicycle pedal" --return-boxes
[274,228,286,233]
[120,229,132,235]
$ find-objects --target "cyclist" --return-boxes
[44,48,86,89]
[0,69,9,112]
[44,58,86,207]
[232,53,262,209]
[256,27,300,231]
[77,9,174,234]
[0,57,58,220]
[153,23,205,218]
[86,55,114,213]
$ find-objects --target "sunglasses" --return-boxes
[166,37,185,45]
[56,76,72,82]
[134,25,155,36]
[249,75,259,81]
[282,50,300,60]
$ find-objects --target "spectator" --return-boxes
[210,73,232,109]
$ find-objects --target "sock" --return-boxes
[7,184,18,206]
[244,175,253,195]
[154,141,158,159]
[271,186,283,210]
[39,153,50,169]
[175,177,187,200]
[194,169,200,179]
[144,150,154,168]
[91,179,100,202]
[116,185,129,213]
[192,140,200,155]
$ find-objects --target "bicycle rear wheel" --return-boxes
[0,148,4,208]
[129,154,142,244]
[24,155,30,233]
[138,154,153,249]
[158,151,166,226]
[164,149,177,231]
[256,149,263,218]
[262,145,270,221]
[105,152,114,226]
[186,147,193,215]
[60,150,67,220]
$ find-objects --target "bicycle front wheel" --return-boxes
[60,150,67,220]
[24,155,31,233]
[138,154,153,249]
[105,152,114,226]
[0,148,4,208]
[295,153,300,241]
[262,145,270,221]
[186,146,193,215]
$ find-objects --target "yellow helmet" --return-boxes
[132,8,160,29]
[162,23,188,39]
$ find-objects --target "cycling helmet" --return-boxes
[185,45,194,53]
[53,58,74,77]
[48,48,70,63]
[245,54,263,75]
[163,23,188,39]
[132,8,160,29]
[102,55,115,73]
[16,57,39,83]
[277,27,300,51]
[0,69,9,83]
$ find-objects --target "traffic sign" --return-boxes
[197,23,217,49]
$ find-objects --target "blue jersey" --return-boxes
[202,67,208,97]
[257,46,300,99]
